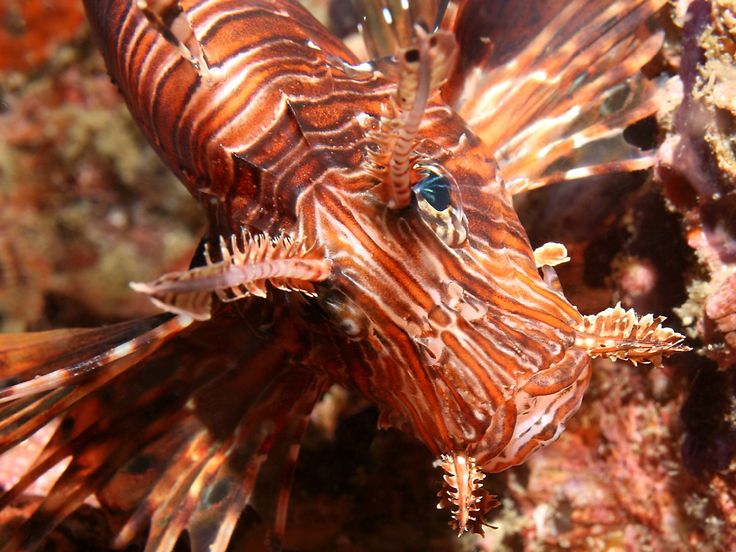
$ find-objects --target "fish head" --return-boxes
[311,98,591,474]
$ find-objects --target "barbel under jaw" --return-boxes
[436,453,497,535]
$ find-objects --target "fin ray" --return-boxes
[444,0,666,192]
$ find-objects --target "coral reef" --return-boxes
[0,0,200,332]
[500,1,736,549]
[1,1,735,550]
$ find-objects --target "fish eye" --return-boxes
[413,171,452,211]
[411,165,468,248]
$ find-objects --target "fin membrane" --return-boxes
[0,312,324,552]
[443,0,666,193]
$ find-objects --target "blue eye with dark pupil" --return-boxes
[414,173,451,211]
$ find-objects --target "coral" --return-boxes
[0,0,85,73]
[499,1,736,549]
[0,3,200,331]
[493,359,694,550]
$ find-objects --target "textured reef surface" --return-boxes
[0,0,735,550]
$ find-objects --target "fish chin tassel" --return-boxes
[436,453,497,536]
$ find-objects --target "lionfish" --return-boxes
[0,0,688,549]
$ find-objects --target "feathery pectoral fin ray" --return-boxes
[130,231,332,320]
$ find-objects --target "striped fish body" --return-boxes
[85,0,360,235]
[83,0,591,473]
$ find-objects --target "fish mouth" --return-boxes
[433,346,591,535]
